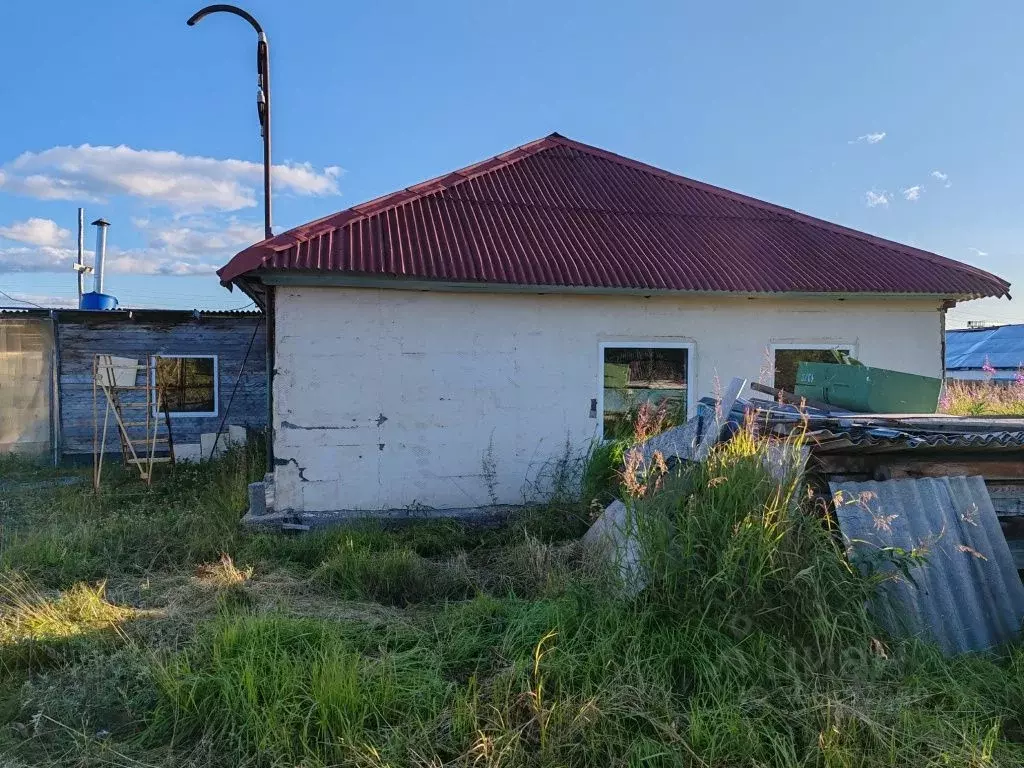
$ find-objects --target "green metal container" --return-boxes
[793,362,941,413]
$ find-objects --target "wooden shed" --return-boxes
[0,308,267,462]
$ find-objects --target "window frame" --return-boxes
[149,354,219,418]
[769,343,856,391]
[597,341,695,441]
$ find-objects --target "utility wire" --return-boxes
[0,289,47,309]
[206,315,263,461]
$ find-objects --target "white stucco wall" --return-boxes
[272,286,944,513]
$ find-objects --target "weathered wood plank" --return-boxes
[815,454,1024,479]
[989,484,1024,517]
[56,316,267,455]
[879,458,1024,481]
[1005,539,1024,570]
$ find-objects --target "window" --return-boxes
[600,343,693,439]
[151,355,218,417]
[771,345,854,394]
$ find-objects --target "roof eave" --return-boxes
[237,269,998,301]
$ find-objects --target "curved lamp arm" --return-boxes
[187,5,264,37]
[187,4,273,240]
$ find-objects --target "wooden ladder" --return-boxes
[93,355,176,489]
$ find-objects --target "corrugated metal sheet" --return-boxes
[811,428,1024,454]
[1,309,261,319]
[219,134,1010,300]
[947,324,1024,370]
[830,476,1024,654]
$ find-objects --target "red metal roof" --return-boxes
[219,134,1010,300]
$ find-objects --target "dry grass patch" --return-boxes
[0,579,140,648]
[193,554,253,589]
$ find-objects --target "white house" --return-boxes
[218,133,1009,519]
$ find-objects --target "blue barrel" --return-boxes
[80,292,119,310]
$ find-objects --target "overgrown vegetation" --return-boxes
[940,374,1024,416]
[1,429,1023,766]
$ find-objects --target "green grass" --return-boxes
[1,435,1023,766]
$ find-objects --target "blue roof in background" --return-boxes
[946,324,1024,370]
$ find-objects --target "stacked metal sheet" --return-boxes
[830,476,1024,654]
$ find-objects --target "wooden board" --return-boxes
[1005,539,1024,570]
[815,454,1024,480]
[989,484,1024,518]
[878,458,1024,481]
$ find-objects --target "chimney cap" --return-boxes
[91,218,110,227]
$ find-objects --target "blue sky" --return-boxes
[1,1,1021,326]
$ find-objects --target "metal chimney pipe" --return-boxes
[76,208,85,304]
[91,218,110,294]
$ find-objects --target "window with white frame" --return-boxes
[771,344,854,394]
[600,343,693,439]
[151,355,219,417]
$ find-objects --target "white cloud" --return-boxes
[104,250,215,276]
[901,185,922,202]
[136,217,265,256]
[0,145,342,212]
[0,245,74,272]
[968,246,988,258]
[0,244,216,275]
[851,132,886,145]
[0,217,70,247]
[864,189,891,208]
[0,214,259,276]
[930,170,952,188]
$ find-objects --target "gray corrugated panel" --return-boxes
[830,476,1024,655]
[811,429,1024,454]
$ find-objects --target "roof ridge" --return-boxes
[541,135,1007,287]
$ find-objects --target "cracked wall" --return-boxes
[272,286,944,513]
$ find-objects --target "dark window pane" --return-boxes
[774,349,846,393]
[603,347,688,437]
[155,356,216,413]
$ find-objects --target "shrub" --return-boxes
[580,438,627,506]
[633,427,874,651]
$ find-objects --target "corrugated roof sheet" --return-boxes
[810,428,1024,454]
[219,134,1009,300]
[830,476,1024,654]
[947,324,1024,370]
[0,308,261,319]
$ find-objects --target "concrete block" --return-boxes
[638,408,705,466]
[200,432,226,460]
[247,481,267,516]
[263,472,275,511]
[582,499,644,596]
[228,425,247,446]
[174,443,202,463]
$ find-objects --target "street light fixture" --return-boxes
[187,4,273,240]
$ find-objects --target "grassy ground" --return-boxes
[0,438,1022,767]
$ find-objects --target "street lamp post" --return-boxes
[187,5,273,240]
